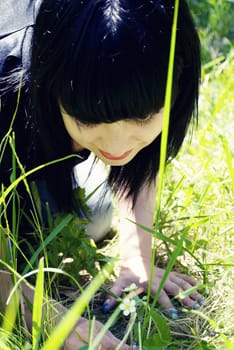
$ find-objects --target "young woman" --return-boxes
[0,0,202,348]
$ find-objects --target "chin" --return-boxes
[100,155,134,166]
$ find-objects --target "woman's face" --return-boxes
[60,108,164,166]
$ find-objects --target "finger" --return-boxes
[161,280,191,308]
[170,275,202,302]
[174,272,198,286]
[64,319,88,349]
[103,280,144,313]
[162,279,201,309]
[152,288,180,320]
[70,318,130,350]
[94,321,131,350]
[163,279,181,298]
[100,329,130,350]
[103,282,126,311]
[150,282,175,312]
[157,289,175,311]
[64,333,85,350]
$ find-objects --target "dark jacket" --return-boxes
[0,0,88,224]
[0,1,41,186]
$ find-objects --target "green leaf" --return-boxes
[144,333,169,350]
[149,310,171,343]
[22,213,74,274]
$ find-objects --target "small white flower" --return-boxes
[123,283,138,292]
[119,298,136,316]
[62,257,74,264]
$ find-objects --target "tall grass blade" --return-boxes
[150,225,190,311]
[155,0,180,215]
[32,257,44,350]
[88,307,121,350]
[146,0,180,315]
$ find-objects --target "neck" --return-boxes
[71,140,84,152]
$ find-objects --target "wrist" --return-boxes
[120,254,152,266]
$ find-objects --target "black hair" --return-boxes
[31,0,200,211]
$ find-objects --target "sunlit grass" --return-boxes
[158,49,234,348]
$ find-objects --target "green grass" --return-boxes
[158,50,234,348]
[1,6,234,350]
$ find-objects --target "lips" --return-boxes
[99,149,132,160]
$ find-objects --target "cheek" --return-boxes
[148,121,163,140]
[136,125,162,142]
[72,127,101,144]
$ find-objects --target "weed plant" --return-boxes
[0,1,234,349]
[188,0,234,63]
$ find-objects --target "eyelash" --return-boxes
[75,116,154,127]
[134,115,154,125]
[75,120,97,128]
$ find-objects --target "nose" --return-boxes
[98,122,133,154]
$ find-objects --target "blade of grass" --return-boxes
[150,224,191,311]
[88,307,121,350]
[140,0,180,325]
[5,266,85,305]
[155,0,180,217]
[32,258,44,350]
[0,74,22,163]
[219,134,234,192]
[1,279,19,335]
[0,154,80,207]
[10,134,17,252]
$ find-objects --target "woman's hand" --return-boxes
[64,316,131,350]
[113,184,203,318]
[105,256,202,314]
[21,283,131,350]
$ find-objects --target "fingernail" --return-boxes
[103,300,110,313]
[168,309,179,320]
[198,296,205,305]
[193,302,200,310]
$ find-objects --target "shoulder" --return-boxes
[0,0,42,79]
[0,0,40,38]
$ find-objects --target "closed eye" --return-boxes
[133,114,155,126]
[75,119,98,128]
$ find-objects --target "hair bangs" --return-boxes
[59,56,167,125]
[52,1,173,124]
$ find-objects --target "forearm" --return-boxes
[0,235,33,328]
[0,230,13,313]
[118,181,157,262]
